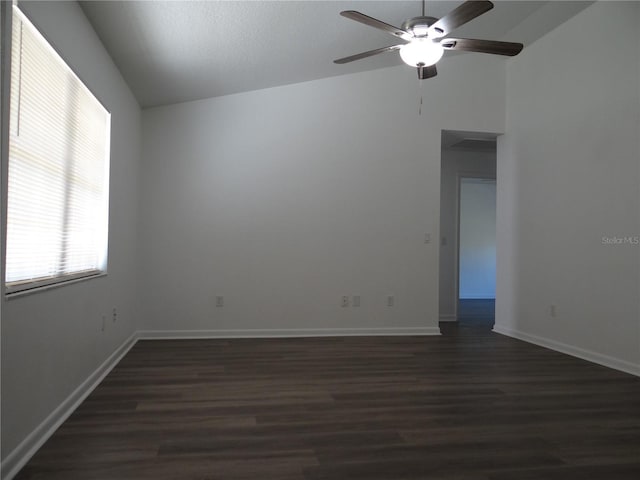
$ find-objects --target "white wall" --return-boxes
[439,148,495,318]
[1,0,141,469]
[139,54,506,336]
[496,1,640,374]
[459,178,496,299]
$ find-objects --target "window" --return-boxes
[5,6,111,294]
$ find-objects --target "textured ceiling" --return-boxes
[79,1,593,108]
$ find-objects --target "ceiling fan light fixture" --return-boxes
[334,2,524,79]
[399,38,444,67]
[411,24,429,37]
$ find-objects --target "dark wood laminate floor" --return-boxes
[15,321,640,480]
[457,299,495,323]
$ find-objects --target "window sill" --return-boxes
[5,272,108,300]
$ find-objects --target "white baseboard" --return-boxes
[493,325,640,377]
[138,327,441,339]
[439,314,457,322]
[0,324,439,479]
[5,323,636,480]
[1,332,139,480]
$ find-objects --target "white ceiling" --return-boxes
[79,0,593,108]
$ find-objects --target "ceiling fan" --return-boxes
[334,0,523,79]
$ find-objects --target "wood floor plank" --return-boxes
[13,320,640,480]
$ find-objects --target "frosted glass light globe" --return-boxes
[399,39,444,67]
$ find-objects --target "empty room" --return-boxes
[1,1,639,479]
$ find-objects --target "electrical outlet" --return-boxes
[387,295,395,307]
[341,295,349,307]
[353,295,361,307]
[424,233,431,244]
[550,304,557,318]
[216,296,224,307]
[112,307,117,322]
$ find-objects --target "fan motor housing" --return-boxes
[401,16,438,37]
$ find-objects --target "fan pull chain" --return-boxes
[417,76,424,116]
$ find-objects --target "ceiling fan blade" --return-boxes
[340,11,410,40]
[334,45,403,64]
[417,64,437,80]
[428,1,494,38]
[440,38,523,56]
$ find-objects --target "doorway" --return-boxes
[438,130,497,332]
[457,177,496,327]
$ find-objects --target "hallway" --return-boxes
[440,299,495,335]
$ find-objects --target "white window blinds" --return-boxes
[5,6,111,294]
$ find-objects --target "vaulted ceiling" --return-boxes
[79,1,593,108]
